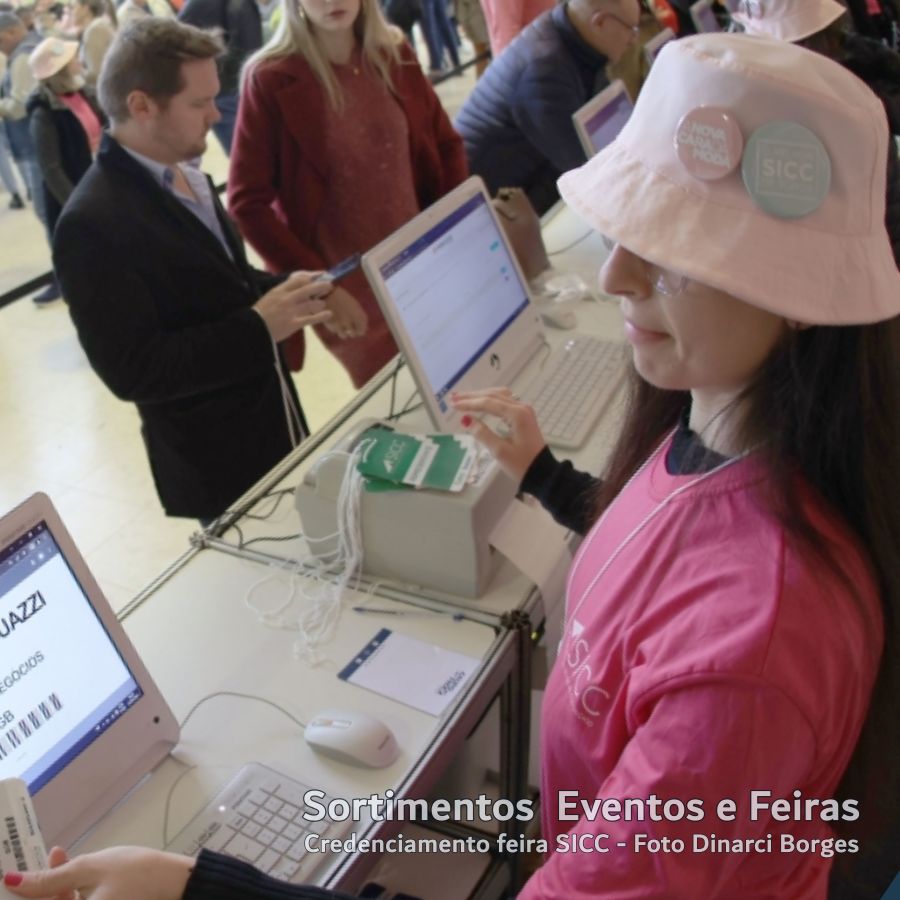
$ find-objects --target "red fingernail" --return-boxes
[4,873,23,886]
[460,415,472,428]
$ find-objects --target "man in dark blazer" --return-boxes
[52,19,333,522]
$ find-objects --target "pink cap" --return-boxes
[733,0,846,43]
[28,38,78,81]
[557,34,900,325]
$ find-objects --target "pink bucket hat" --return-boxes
[732,0,846,43]
[28,38,78,81]
[557,34,900,325]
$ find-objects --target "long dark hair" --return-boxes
[595,320,900,896]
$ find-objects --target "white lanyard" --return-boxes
[564,430,753,635]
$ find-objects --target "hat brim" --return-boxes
[733,0,846,43]
[33,41,78,80]
[558,141,900,325]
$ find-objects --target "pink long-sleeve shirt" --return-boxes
[521,441,882,898]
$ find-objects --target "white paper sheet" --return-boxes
[338,629,481,716]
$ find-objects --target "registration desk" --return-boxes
[175,205,624,882]
[88,204,622,898]
[82,546,517,896]
[201,204,623,630]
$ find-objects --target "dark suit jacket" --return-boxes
[53,134,303,519]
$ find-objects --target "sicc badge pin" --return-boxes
[741,121,831,219]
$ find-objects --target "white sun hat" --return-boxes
[732,0,846,43]
[557,33,900,325]
[28,37,78,81]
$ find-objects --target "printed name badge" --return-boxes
[675,107,743,181]
[741,121,831,219]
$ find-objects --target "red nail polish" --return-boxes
[460,415,472,428]
[4,873,23,886]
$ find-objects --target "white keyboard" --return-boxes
[165,763,338,883]
[525,336,627,449]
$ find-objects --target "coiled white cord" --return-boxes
[241,448,368,666]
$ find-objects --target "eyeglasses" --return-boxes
[602,236,689,296]
[603,11,640,36]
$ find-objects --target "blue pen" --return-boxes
[351,606,464,620]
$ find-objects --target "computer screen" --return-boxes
[584,90,633,155]
[0,520,143,792]
[691,0,720,32]
[377,191,530,414]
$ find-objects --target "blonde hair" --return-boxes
[244,0,404,110]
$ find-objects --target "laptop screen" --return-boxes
[0,520,144,793]
[377,191,530,415]
[583,90,633,156]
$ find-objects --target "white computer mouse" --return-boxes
[304,708,401,769]
[540,306,578,330]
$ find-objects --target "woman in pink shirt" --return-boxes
[454,33,900,900]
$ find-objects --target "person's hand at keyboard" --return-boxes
[451,387,546,482]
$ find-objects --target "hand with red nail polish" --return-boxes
[1,846,193,900]
[450,387,546,483]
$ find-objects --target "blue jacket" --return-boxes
[455,3,608,214]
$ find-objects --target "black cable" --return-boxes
[242,488,294,521]
[387,357,403,418]
[386,391,424,421]
[429,49,491,86]
[240,532,303,550]
[219,487,295,544]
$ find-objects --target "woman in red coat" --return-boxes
[229,0,468,389]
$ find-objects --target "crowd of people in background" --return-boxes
[0,0,491,305]
[0,0,898,426]
[3,0,900,240]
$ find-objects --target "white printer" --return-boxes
[294,420,517,597]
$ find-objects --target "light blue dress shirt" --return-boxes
[123,146,234,261]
